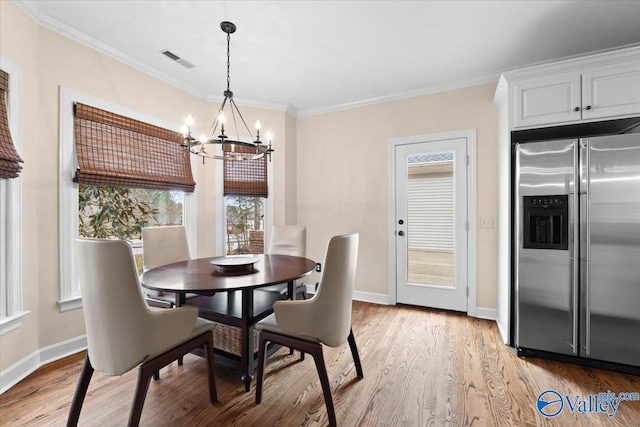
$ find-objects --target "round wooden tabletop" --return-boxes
[140,254,316,293]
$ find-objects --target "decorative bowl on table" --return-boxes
[210,255,260,274]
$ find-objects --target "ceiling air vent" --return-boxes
[160,49,195,69]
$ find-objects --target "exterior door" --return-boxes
[395,137,468,312]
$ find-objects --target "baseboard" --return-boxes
[352,291,389,305]
[0,335,86,394]
[303,286,389,305]
[475,307,499,322]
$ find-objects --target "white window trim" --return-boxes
[0,56,28,336]
[215,141,274,255]
[58,87,198,312]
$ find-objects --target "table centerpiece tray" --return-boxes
[210,255,260,274]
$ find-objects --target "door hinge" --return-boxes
[466,155,469,166]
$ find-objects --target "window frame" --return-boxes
[0,56,27,336]
[215,140,274,255]
[59,87,197,312]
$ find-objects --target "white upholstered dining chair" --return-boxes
[68,238,217,427]
[260,225,308,299]
[254,233,363,427]
[142,225,191,307]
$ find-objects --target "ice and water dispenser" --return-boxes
[522,195,568,250]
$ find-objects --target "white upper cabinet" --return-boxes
[582,62,640,121]
[511,54,640,129]
[513,73,581,127]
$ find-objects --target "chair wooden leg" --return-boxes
[133,331,218,426]
[310,346,337,427]
[255,330,337,426]
[68,333,216,427]
[153,371,160,381]
[67,354,94,427]
[347,328,364,379]
[255,333,269,404]
[203,332,218,403]
[129,365,154,427]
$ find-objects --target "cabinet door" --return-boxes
[582,62,640,120]
[513,73,581,128]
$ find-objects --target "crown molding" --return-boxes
[13,1,640,119]
[297,43,640,117]
[14,1,202,99]
[13,0,294,115]
[205,93,297,117]
[10,0,499,119]
[500,43,640,83]
[296,72,501,118]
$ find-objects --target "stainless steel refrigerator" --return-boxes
[514,133,640,368]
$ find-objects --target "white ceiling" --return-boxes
[16,0,640,116]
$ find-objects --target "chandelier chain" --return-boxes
[226,32,231,92]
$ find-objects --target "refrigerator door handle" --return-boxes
[579,140,591,356]
[570,142,579,354]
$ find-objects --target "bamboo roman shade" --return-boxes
[73,103,195,192]
[0,70,23,179]
[223,144,268,197]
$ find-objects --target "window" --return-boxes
[0,56,27,335]
[216,142,274,256]
[225,196,265,254]
[221,143,269,254]
[78,185,185,274]
[59,88,197,311]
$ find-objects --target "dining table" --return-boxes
[139,254,316,391]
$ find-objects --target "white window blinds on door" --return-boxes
[407,154,454,252]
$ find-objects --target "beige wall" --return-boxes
[0,1,294,371]
[296,84,499,308]
[284,112,298,224]
[0,0,40,373]
[0,1,499,375]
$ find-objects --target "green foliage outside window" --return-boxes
[226,196,264,254]
[78,184,159,240]
[78,184,184,274]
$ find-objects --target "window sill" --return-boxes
[58,296,82,313]
[0,311,31,336]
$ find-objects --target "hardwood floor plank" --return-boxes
[1,301,638,426]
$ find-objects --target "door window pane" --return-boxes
[406,152,455,287]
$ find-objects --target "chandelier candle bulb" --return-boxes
[255,120,261,141]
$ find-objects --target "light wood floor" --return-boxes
[1,301,639,426]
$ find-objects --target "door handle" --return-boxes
[397,230,405,236]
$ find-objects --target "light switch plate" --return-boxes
[480,217,493,229]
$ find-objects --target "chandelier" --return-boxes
[181,21,273,162]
